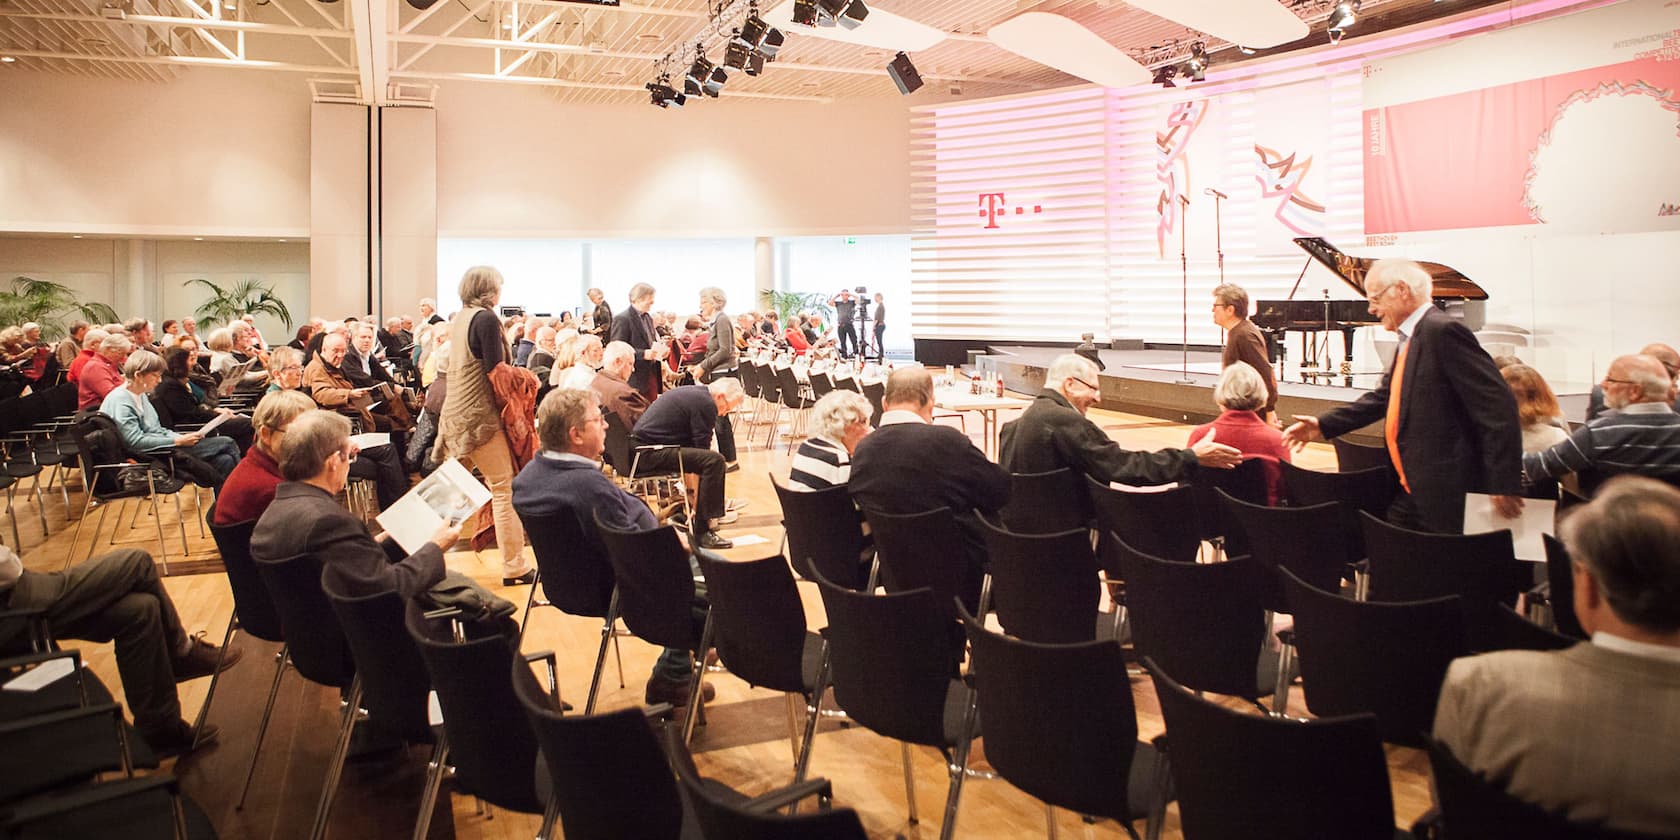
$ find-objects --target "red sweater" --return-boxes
[784,327,809,356]
[1188,409,1292,505]
[214,446,282,525]
[77,354,124,411]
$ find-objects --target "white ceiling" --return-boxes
[0,0,1516,104]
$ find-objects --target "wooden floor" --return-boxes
[14,400,1439,839]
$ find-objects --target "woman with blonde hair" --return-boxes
[433,266,538,584]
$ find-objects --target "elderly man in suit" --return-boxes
[849,367,1009,612]
[251,409,459,600]
[1433,475,1680,834]
[1212,283,1278,422]
[1284,258,1522,533]
[608,282,668,401]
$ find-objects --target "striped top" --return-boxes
[789,436,851,491]
[1522,403,1680,493]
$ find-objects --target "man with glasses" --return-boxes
[1000,354,1241,491]
[1522,354,1680,496]
[1283,258,1522,532]
[1585,342,1680,422]
[1212,283,1278,423]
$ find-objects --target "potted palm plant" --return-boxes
[188,277,295,330]
[0,277,119,339]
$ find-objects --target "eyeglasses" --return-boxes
[1602,376,1635,386]
[1366,284,1398,304]
[1210,303,1233,311]
[1070,376,1100,391]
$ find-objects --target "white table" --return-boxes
[934,387,1031,460]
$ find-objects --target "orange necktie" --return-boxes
[1385,340,1411,493]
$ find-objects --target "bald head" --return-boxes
[1638,343,1680,381]
[1605,354,1673,409]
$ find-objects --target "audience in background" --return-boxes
[1586,342,1680,422]
[78,332,131,410]
[67,327,108,385]
[155,346,254,453]
[100,349,239,491]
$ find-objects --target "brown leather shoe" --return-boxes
[171,632,243,683]
[644,674,717,707]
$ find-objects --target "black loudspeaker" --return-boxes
[887,51,922,95]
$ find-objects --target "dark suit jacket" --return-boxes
[1001,389,1197,487]
[850,420,1009,584]
[1223,318,1277,416]
[1317,307,1520,532]
[609,307,661,396]
[251,482,445,600]
[511,453,655,616]
[591,302,613,336]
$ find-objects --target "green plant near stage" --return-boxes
[758,289,835,327]
[188,277,294,330]
[0,277,119,339]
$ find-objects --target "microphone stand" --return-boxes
[1210,190,1226,286]
[1177,194,1193,384]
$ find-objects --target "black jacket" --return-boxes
[1000,389,1196,487]
[609,307,661,395]
[251,482,444,600]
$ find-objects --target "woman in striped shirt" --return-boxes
[788,390,873,491]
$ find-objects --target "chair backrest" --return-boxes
[774,366,806,410]
[1281,567,1466,746]
[251,552,354,689]
[978,516,1100,643]
[1086,475,1201,566]
[1481,603,1578,653]
[1146,659,1399,840]
[808,371,836,401]
[999,468,1090,535]
[862,506,979,618]
[772,478,870,589]
[1361,511,1525,647]
[69,409,129,496]
[693,553,809,694]
[962,610,1143,822]
[594,514,704,652]
[512,673,684,840]
[1278,462,1398,566]
[602,410,637,475]
[810,571,961,749]
[738,363,761,401]
[860,381,884,427]
[1187,457,1270,553]
[668,725,867,840]
[1543,534,1587,640]
[1115,537,1267,699]
[207,514,284,644]
[759,366,783,405]
[1422,738,1668,840]
[834,374,861,394]
[1332,437,1392,473]
[1220,490,1349,613]
[404,604,544,812]
[321,577,433,741]
[518,506,615,619]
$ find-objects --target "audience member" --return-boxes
[1212,283,1279,421]
[100,350,239,491]
[789,390,872,491]
[1188,362,1291,504]
[1523,354,1680,495]
[67,327,108,385]
[1502,364,1569,453]
[267,345,305,394]
[154,346,254,453]
[213,390,315,525]
[55,320,88,369]
[78,332,131,410]
[1586,342,1680,422]
[592,341,650,428]
[587,287,612,338]
[632,379,745,550]
[527,326,558,379]
[784,316,810,357]
[1433,476,1680,835]
[609,282,668,401]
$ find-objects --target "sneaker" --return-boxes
[725,497,749,512]
[502,569,538,586]
[172,633,243,683]
[696,531,734,550]
[143,719,216,760]
[644,674,717,707]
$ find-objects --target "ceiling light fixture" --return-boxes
[814,0,868,30]
[886,50,922,94]
[647,75,685,108]
[1327,0,1359,42]
[1184,41,1207,82]
[0,56,15,63]
[1238,45,1256,55]
[1152,64,1177,88]
[791,0,819,26]
[686,46,726,98]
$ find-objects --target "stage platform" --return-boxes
[974,344,1593,447]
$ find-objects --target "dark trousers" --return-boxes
[873,323,886,361]
[635,446,726,525]
[350,443,408,511]
[711,370,738,463]
[837,322,859,358]
[7,549,186,736]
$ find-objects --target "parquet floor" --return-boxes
[13,400,1436,839]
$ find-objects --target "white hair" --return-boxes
[809,390,872,441]
[707,377,745,403]
[1366,258,1432,301]
[1045,354,1099,391]
[1213,361,1268,412]
[82,328,109,351]
[601,340,636,370]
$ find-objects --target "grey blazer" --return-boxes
[696,310,737,380]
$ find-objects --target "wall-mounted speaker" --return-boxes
[887,51,922,95]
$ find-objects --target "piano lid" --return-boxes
[1293,237,1489,301]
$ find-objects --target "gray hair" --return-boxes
[628,282,656,305]
[699,286,727,309]
[82,328,109,351]
[99,333,133,356]
[809,390,872,441]
[229,321,252,339]
[602,340,636,371]
[1211,283,1250,318]
[419,297,437,310]
[882,367,934,410]
[1213,362,1268,412]
[252,390,315,437]
[121,348,163,378]
[1366,258,1432,301]
[205,328,233,353]
[457,266,504,310]
[707,377,745,404]
[536,388,601,452]
[552,334,583,370]
[278,410,352,482]
[269,346,303,374]
[1046,354,1098,392]
[123,317,149,334]
[1562,475,1680,631]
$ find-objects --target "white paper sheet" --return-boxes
[348,432,391,450]
[3,658,76,693]
[376,458,493,555]
[197,412,232,435]
[1463,493,1556,562]
[724,534,771,546]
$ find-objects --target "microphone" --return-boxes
[1177,194,1191,207]
[1204,187,1228,199]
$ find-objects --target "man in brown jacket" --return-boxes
[1212,283,1278,422]
[590,341,651,429]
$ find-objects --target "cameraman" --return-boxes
[830,288,859,359]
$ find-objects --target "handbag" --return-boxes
[116,463,186,496]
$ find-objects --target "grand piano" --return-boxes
[1253,237,1489,375]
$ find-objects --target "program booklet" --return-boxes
[376,458,491,555]
[216,360,255,396]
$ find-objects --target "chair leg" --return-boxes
[6,487,21,552]
[1272,643,1294,717]
[193,485,207,538]
[192,614,237,747]
[794,653,828,784]
[411,734,450,840]
[85,500,114,564]
[516,571,542,648]
[151,494,171,577]
[938,687,979,840]
[783,693,801,764]
[238,646,289,810]
[612,631,626,688]
[1144,750,1171,840]
[1046,804,1059,839]
[681,615,715,744]
[535,795,560,840]
[977,572,994,616]
[30,474,48,536]
[171,490,189,561]
[901,743,919,825]
[64,492,95,571]
[584,596,619,715]
[309,676,363,840]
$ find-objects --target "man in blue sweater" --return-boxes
[631,379,746,550]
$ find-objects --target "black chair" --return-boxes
[602,411,688,517]
[668,724,866,840]
[1278,461,1399,576]
[249,552,358,840]
[962,609,1168,840]
[693,552,829,781]
[1115,538,1274,707]
[810,570,979,840]
[863,506,982,618]
[861,380,885,427]
[808,370,837,402]
[594,515,712,738]
[321,579,442,840]
[1361,512,1526,649]
[203,514,289,808]
[999,468,1091,535]
[1333,437,1392,473]
[1414,738,1672,840]
[1481,603,1579,653]
[1146,659,1407,840]
[978,516,1102,643]
[833,372,862,393]
[1087,475,1201,564]
[1220,490,1350,612]
[758,367,785,438]
[1187,457,1269,558]
[515,505,626,707]
[64,410,192,573]
[770,366,811,453]
[772,477,872,589]
[405,605,550,835]
[1280,567,1466,746]
[1543,533,1588,639]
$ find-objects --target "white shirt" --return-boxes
[1396,301,1430,343]
[878,409,927,427]
[1593,631,1680,665]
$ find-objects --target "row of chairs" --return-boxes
[737,361,887,453]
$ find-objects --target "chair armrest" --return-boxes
[742,777,834,813]
[0,775,179,827]
[522,650,561,703]
[643,702,675,719]
[0,701,123,738]
[633,444,679,452]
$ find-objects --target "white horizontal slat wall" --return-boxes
[909,88,1114,343]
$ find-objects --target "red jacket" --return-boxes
[214,446,283,525]
[1188,409,1292,505]
[784,327,809,356]
[78,354,124,410]
[68,348,96,383]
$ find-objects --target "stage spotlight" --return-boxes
[1329,1,1359,30]
[743,52,767,75]
[791,0,819,26]
[886,50,922,94]
[816,0,866,29]
[646,81,684,108]
[1185,41,1207,81]
[723,39,752,71]
[687,53,726,96]
[758,26,785,59]
[1152,64,1177,88]
[737,13,783,55]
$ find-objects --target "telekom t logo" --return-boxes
[978,192,1044,229]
